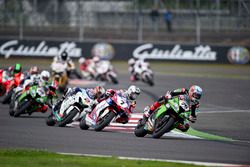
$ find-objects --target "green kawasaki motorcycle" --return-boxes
[134,94,191,139]
[9,85,49,117]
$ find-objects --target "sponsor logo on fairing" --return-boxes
[0,40,82,58]
[133,43,217,61]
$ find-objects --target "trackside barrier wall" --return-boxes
[0,39,249,64]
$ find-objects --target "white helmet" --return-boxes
[128,58,135,65]
[127,85,140,100]
[93,56,100,63]
[188,85,203,103]
[40,70,50,82]
[78,57,86,64]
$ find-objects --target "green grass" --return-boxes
[0,149,205,167]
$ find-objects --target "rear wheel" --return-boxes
[57,108,78,127]
[95,111,116,131]
[152,116,175,139]
[134,119,148,137]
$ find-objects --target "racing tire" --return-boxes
[9,110,14,116]
[94,111,116,131]
[79,117,89,130]
[134,119,148,137]
[152,116,175,139]
[46,114,56,126]
[57,108,78,127]
[108,74,118,84]
[145,74,154,87]
[2,89,13,104]
[14,100,32,117]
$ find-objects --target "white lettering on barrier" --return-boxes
[133,43,217,61]
[0,40,82,58]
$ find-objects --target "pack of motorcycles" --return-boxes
[0,60,192,139]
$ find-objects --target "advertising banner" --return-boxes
[0,39,249,64]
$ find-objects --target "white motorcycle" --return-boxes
[46,88,92,127]
[134,62,154,86]
[95,61,119,84]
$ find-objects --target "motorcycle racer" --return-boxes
[142,85,203,132]
[52,85,106,114]
[52,51,81,79]
[103,85,141,123]
[128,58,151,82]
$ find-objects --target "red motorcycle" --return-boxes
[80,91,132,131]
[1,72,22,104]
[0,69,11,97]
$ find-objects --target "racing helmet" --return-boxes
[188,85,202,103]
[40,70,50,83]
[93,86,105,98]
[127,85,140,100]
[29,66,39,75]
[61,51,68,61]
[78,57,86,64]
[128,58,135,66]
[13,63,22,74]
[93,56,100,63]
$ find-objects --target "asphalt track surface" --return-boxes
[0,67,250,165]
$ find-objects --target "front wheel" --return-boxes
[134,119,148,137]
[94,111,116,131]
[79,116,89,130]
[107,73,118,84]
[152,116,175,139]
[46,114,56,126]
[14,100,32,117]
[57,108,78,127]
[2,89,13,104]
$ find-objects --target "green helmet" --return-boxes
[14,63,22,74]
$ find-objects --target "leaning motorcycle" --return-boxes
[95,61,119,84]
[46,88,91,127]
[10,85,49,117]
[51,62,68,92]
[134,64,154,86]
[1,73,22,104]
[80,91,131,131]
[134,95,191,139]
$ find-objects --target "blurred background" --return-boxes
[0,0,249,45]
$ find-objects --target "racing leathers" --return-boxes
[103,89,137,124]
[143,88,200,132]
[129,59,150,81]
[52,87,100,114]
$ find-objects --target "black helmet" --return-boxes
[14,63,22,74]
[61,51,68,61]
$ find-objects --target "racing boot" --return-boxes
[176,122,190,132]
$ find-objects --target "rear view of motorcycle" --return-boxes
[134,95,191,138]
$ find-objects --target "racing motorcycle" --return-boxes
[10,85,49,117]
[95,61,119,84]
[134,63,154,86]
[1,72,22,104]
[0,69,10,97]
[51,62,68,92]
[46,88,91,127]
[79,91,131,131]
[134,95,191,139]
